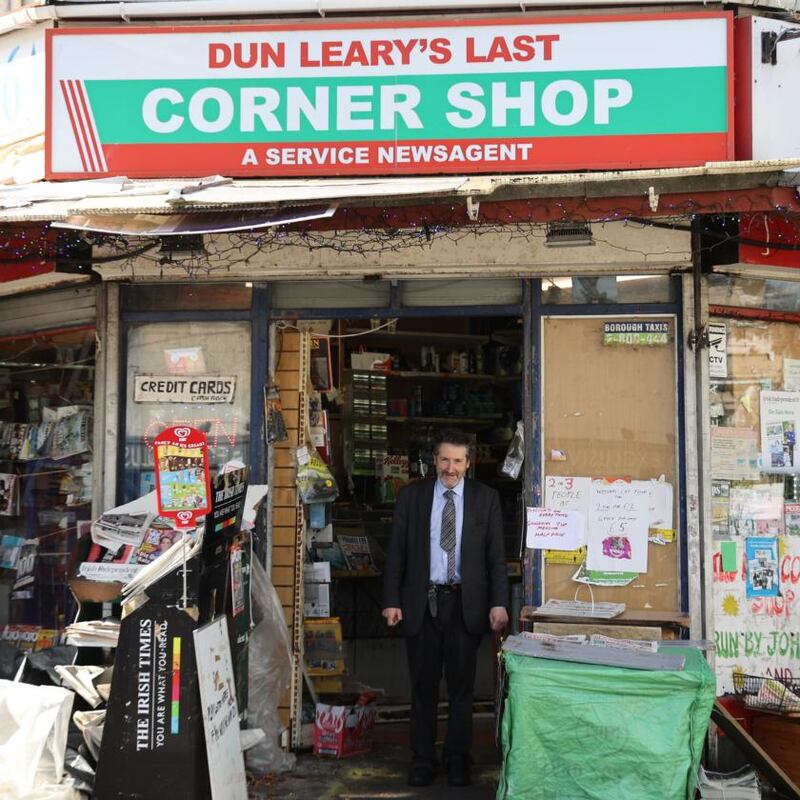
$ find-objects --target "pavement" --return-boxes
[249,716,500,800]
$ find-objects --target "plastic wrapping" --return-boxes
[496,646,715,800]
[245,558,296,775]
[0,680,74,799]
[295,445,338,504]
[500,420,524,479]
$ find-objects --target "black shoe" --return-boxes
[446,754,471,787]
[408,761,437,787]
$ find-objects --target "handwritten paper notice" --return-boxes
[526,507,584,551]
[586,479,650,573]
[543,476,590,557]
[194,617,247,800]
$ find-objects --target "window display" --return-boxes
[122,321,251,503]
[0,328,95,634]
[709,299,800,694]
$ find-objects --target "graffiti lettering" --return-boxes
[750,589,796,619]
[780,555,800,586]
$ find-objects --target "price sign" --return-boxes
[152,426,211,529]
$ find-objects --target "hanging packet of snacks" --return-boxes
[264,383,288,445]
[501,420,525,479]
[295,444,338,503]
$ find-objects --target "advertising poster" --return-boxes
[745,536,779,599]
[12,538,38,594]
[711,480,731,538]
[0,473,18,516]
[586,479,650,574]
[760,390,800,474]
[786,503,800,536]
[602,320,670,346]
[0,535,23,570]
[729,483,785,537]
[94,602,209,800]
[153,426,212,529]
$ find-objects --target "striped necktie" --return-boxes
[441,489,456,583]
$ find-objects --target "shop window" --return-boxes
[709,315,800,694]
[542,275,675,304]
[0,328,96,634]
[541,315,680,612]
[122,282,252,311]
[271,280,391,309]
[401,278,523,307]
[122,321,251,503]
[708,274,800,313]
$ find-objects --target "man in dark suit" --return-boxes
[382,428,508,787]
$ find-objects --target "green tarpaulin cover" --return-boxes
[497,646,716,800]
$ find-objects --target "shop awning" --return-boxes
[51,205,337,236]
[2,161,800,225]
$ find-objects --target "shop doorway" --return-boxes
[293,313,525,708]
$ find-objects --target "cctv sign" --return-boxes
[46,13,732,179]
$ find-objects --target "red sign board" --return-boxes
[152,425,211,529]
[740,213,800,270]
[46,13,732,179]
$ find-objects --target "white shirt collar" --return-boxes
[436,477,465,497]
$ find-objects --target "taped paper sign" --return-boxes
[134,376,236,403]
[526,507,584,551]
[711,427,760,481]
[586,478,650,574]
[542,476,590,558]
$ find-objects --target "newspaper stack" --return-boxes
[55,664,105,708]
[64,619,121,648]
[121,530,203,599]
[534,599,626,619]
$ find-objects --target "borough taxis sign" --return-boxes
[46,14,732,179]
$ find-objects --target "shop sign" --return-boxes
[134,375,237,404]
[602,321,670,346]
[152,425,212,529]
[46,13,732,179]
[708,322,728,379]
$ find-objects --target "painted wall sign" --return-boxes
[152,426,212,529]
[713,534,800,694]
[134,376,237,404]
[46,13,733,179]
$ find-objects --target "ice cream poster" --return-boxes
[586,479,650,574]
[760,391,800,474]
[745,536,779,599]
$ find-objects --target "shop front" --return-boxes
[5,6,800,789]
[95,212,696,739]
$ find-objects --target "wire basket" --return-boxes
[732,672,800,714]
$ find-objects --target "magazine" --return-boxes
[0,473,19,516]
[337,534,377,573]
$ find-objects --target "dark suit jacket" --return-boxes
[382,477,508,637]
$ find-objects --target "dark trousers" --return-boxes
[405,588,482,763]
